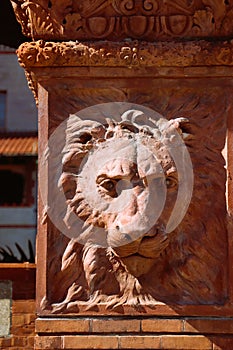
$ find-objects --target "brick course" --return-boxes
[34,333,233,350]
[0,264,36,350]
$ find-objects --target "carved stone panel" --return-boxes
[10,0,233,41]
[37,77,228,315]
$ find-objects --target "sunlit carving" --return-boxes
[10,0,230,40]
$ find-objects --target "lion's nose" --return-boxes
[121,196,138,219]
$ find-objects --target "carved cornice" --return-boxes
[10,0,233,41]
[17,40,233,69]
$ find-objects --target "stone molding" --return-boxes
[17,40,233,69]
[10,0,233,41]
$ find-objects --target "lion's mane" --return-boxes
[45,112,227,313]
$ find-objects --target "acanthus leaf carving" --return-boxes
[202,0,226,29]
[10,0,231,41]
[192,10,215,35]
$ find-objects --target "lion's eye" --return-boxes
[100,179,116,192]
[166,177,177,189]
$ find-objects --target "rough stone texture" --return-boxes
[0,281,11,337]
[17,40,233,103]
[10,0,233,41]
[17,40,233,69]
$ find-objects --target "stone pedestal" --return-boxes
[11,1,233,349]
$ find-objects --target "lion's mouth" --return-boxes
[127,251,153,259]
[112,224,168,259]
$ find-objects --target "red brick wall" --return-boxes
[35,317,233,350]
[0,264,36,350]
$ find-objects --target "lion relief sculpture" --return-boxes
[48,109,227,313]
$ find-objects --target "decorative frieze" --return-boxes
[10,0,233,41]
[17,39,233,69]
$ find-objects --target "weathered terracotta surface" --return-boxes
[8,1,233,349]
[17,39,233,104]
[10,0,233,41]
[28,68,228,314]
[13,33,231,315]
[18,40,233,69]
[51,102,227,313]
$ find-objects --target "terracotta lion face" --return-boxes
[48,107,227,313]
[59,113,189,278]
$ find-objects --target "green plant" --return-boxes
[0,240,35,263]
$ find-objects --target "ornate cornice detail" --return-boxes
[10,0,233,41]
[17,40,233,69]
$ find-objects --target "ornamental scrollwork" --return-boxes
[10,0,233,40]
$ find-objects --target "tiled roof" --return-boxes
[0,133,38,156]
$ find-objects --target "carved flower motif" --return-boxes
[202,0,226,29]
[192,10,215,35]
[120,46,139,66]
[63,13,82,33]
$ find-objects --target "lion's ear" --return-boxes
[168,117,193,140]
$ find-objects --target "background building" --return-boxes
[0,3,38,348]
[0,44,37,262]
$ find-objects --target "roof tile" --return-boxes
[0,134,38,156]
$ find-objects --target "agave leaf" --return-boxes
[15,242,28,262]
[5,245,14,256]
[28,240,35,263]
[0,246,20,262]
